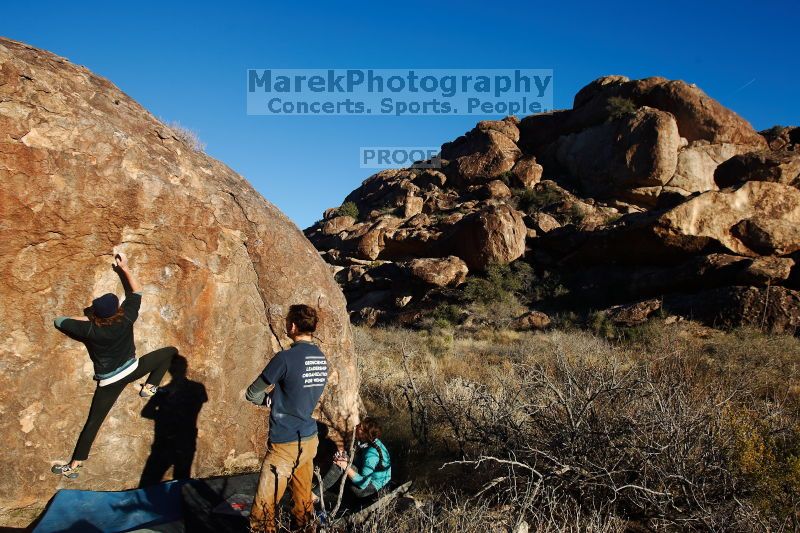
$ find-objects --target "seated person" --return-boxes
[314,417,391,502]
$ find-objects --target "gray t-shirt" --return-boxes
[254,340,328,443]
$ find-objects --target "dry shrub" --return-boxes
[165,120,206,152]
[356,323,800,532]
[355,488,627,533]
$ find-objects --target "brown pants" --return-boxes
[250,435,319,533]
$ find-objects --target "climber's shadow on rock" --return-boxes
[138,354,208,487]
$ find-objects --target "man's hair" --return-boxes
[286,304,318,334]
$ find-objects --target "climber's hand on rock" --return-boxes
[114,252,128,269]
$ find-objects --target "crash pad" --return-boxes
[181,473,258,533]
[32,480,185,533]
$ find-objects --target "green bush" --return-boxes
[462,261,534,305]
[496,170,515,187]
[336,201,360,219]
[606,96,638,121]
[431,304,463,327]
[513,186,563,216]
[562,203,586,225]
[588,310,617,339]
[729,409,800,522]
[529,269,569,302]
[586,311,656,343]
[461,263,568,307]
[551,311,580,330]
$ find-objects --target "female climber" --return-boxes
[50,252,178,479]
[313,417,392,503]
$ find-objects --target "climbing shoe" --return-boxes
[51,463,81,479]
[140,384,158,398]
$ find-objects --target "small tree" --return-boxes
[606,96,638,121]
[336,201,360,220]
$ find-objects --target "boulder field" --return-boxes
[0,38,359,523]
[305,76,800,333]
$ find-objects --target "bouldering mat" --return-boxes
[32,480,186,533]
[181,473,258,533]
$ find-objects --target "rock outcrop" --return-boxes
[441,117,522,185]
[0,38,359,523]
[408,256,469,287]
[449,204,527,270]
[554,107,681,204]
[714,150,800,189]
[306,74,799,333]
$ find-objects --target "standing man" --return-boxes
[246,304,329,533]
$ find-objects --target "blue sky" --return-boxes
[3,0,798,228]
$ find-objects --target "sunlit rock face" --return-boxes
[0,37,359,523]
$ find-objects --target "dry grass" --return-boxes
[354,320,800,532]
[164,120,206,152]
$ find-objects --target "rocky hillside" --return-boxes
[305,76,800,333]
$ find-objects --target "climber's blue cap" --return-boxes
[92,293,119,319]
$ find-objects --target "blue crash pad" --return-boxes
[33,480,185,533]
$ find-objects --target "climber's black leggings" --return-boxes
[71,346,177,461]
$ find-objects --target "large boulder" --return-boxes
[0,38,359,522]
[517,77,767,210]
[571,76,767,147]
[714,150,800,189]
[665,286,800,334]
[554,107,681,203]
[482,179,513,199]
[510,155,543,188]
[631,79,767,147]
[536,181,800,266]
[343,168,420,216]
[657,181,800,256]
[517,110,572,154]
[520,76,766,163]
[668,141,752,194]
[407,256,469,287]
[449,205,527,270]
[321,215,356,235]
[510,310,552,331]
[356,217,404,260]
[761,126,800,151]
[441,117,522,185]
[572,75,632,108]
[732,218,800,256]
[605,298,662,326]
